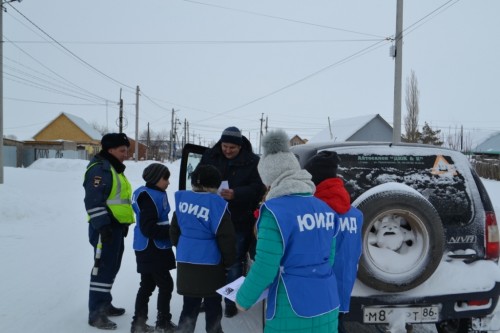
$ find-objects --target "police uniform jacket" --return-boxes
[83,151,134,233]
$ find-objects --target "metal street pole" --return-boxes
[0,1,5,184]
[392,0,404,144]
[1,1,22,184]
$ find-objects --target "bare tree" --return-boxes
[445,125,473,153]
[91,121,109,136]
[404,70,420,142]
[139,128,169,161]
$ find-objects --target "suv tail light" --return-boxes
[486,212,499,260]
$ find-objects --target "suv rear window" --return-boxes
[336,153,473,226]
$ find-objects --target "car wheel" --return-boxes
[435,318,470,333]
[354,186,445,292]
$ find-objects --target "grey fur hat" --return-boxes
[258,129,301,186]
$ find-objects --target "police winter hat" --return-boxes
[191,164,222,190]
[304,151,340,185]
[257,129,300,186]
[143,163,170,185]
[220,126,243,146]
[101,133,130,150]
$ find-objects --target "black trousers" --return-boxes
[178,295,223,333]
[134,271,174,324]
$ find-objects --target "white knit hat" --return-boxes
[258,129,301,186]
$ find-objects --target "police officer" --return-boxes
[83,133,135,330]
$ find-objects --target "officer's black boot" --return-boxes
[89,312,117,330]
[105,304,126,317]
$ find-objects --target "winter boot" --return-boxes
[105,304,126,317]
[89,314,117,330]
[155,312,177,333]
[130,317,155,333]
[224,302,237,318]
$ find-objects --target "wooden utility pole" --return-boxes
[0,2,4,184]
[259,113,264,155]
[169,108,174,161]
[328,117,333,140]
[119,88,124,133]
[392,0,404,144]
[146,122,150,160]
[134,85,140,162]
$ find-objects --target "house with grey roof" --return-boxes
[308,114,393,143]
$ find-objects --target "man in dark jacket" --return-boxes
[198,126,266,318]
[83,133,135,330]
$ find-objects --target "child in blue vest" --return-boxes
[170,164,237,333]
[304,151,364,333]
[131,163,177,333]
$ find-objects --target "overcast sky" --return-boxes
[3,0,500,147]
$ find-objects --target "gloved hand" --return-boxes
[123,225,129,238]
[99,225,113,243]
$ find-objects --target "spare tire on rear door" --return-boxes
[353,182,445,292]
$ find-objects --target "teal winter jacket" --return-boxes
[236,206,339,333]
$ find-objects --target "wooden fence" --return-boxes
[472,157,500,181]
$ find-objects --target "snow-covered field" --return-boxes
[1,158,499,332]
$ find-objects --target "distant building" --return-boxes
[469,129,500,156]
[308,114,394,143]
[3,112,149,167]
[33,112,102,156]
[289,134,307,146]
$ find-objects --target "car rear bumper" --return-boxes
[343,281,500,323]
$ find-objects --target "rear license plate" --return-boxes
[363,306,439,324]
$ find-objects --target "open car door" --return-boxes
[178,143,208,190]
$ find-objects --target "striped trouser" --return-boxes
[88,225,125,315]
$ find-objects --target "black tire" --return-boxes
[355,188,445,292]
[435,318,471,333]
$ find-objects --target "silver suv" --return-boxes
[180,142,500,333]
[290,141,500,333]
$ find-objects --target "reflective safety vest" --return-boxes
[174,190,227,265]
[260,194,340,319]
[107,166,134,224]
[132,186,172,251]
[87,161,135,225]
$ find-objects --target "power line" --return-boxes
[402,0,461,36]
[195,38,390,123]
[4,64,107,104]
[182,0,387,39]
[5,38,383,45]
[4,39,111,103]
[7,3,136,92]
[4,96,114,107]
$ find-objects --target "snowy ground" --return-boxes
[1,158,499,333]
